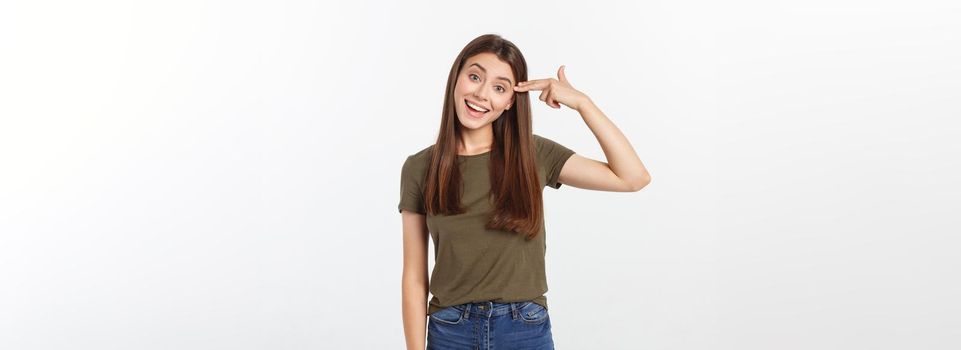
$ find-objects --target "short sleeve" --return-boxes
[535,135,576,189]
[398,155,427,214]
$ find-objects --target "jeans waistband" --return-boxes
[452,300,534,319]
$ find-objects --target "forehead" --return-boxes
[464,52,514,79]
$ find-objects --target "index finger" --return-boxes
[514,79,551,92]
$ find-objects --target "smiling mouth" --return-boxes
[465,99,490,114]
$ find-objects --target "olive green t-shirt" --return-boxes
[397,134,576,316]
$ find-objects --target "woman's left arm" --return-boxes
[515,66,651,192]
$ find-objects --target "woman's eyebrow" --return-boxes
[469,62,514,86]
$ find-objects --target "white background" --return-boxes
[1,1,959,349]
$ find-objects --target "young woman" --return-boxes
[399,34,650,350]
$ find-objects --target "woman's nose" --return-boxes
[471,93,488,105]
[473,85,490,100]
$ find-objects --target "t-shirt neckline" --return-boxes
[457,150,491,158]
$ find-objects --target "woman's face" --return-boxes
[453,52,516,130]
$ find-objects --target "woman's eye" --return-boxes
[469,74,480,82]
[495,86,505,93]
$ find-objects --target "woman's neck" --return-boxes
[458,126,494,155]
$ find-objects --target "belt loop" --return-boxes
[510,302,519,319]
[463,303,471,320]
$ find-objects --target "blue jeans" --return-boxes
[426,300,554,350]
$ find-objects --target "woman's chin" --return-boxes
[456,112,500,130]
[458,120,482,130]
[456,115,484,129]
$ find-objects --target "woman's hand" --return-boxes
[514,65,591,110]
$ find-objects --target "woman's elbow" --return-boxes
[630,176,651,192]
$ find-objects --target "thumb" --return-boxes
[557,65,568,83]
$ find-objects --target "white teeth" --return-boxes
[466,100,489,112]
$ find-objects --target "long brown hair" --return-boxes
[424,33,544,241]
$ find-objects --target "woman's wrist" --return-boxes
[574,95,595,113]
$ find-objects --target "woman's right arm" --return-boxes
[401,210,429,350]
